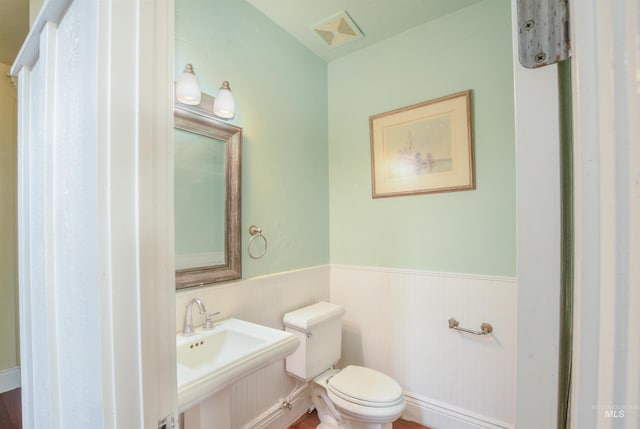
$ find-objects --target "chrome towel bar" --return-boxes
[448,318,493,335]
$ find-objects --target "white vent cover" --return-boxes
[312,11,364,48]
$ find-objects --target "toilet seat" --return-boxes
[325,366,406,423]
[328,366,404,407]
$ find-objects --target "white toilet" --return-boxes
[283,302,406,429]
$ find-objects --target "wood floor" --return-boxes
[0,388,21,429]
[289,410,431,429]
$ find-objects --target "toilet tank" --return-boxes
[283,302,346,381]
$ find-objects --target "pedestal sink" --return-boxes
[176,317,299,411]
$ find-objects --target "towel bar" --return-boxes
[448,318,493,335]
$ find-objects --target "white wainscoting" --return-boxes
[330,265,516,429]
[239,378,311,429]
[175,265,330,428]
[176,264,515,428]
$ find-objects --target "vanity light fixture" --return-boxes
[176,64,236,119]
[176,63,202,105]
[213,81,236,119]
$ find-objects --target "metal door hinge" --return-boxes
[517,0,571,68]
[158,414,176,429]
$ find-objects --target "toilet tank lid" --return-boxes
[283,302,345,330]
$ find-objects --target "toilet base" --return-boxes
[310,386,395,429]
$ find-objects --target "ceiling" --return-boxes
[0,0,29,65]
[246,0,482,62]
[0,0,483,66]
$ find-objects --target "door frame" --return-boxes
[11,0,177,427]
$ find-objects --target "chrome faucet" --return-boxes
[182,298,221,335]
[182,298,208,336]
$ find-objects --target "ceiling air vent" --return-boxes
[312,11,364,48]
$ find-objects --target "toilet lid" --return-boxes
[327,366,404,408]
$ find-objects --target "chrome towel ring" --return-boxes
[248,225,268,259]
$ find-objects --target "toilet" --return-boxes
[283,302,406,429]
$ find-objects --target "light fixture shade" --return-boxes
[176,64,201,105]
[213,81,236,119]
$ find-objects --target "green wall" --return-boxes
[176,0,329,279]
[176,0,515,280]
[328,0,515,276]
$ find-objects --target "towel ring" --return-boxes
[248,225,268,259]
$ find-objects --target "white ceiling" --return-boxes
[0,0,29,65]
[246,0,482,62]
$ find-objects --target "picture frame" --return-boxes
[369,90,474,198]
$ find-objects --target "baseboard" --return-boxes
[241,386,514,429]
[241,383,312,429]
[403,392,513,429]
[0,366,20,393]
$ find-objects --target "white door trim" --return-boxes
[12,0,176,427]
[569,0,640,427]
[511,0,562,427]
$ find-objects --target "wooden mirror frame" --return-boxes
[174,93,242,289]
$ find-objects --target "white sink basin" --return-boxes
[176,318,299,410]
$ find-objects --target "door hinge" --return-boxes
[517,0,571,68]
[158,414,176,429]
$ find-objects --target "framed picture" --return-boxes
[369,90,474,198]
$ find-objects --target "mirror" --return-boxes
[174,93,242,289]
